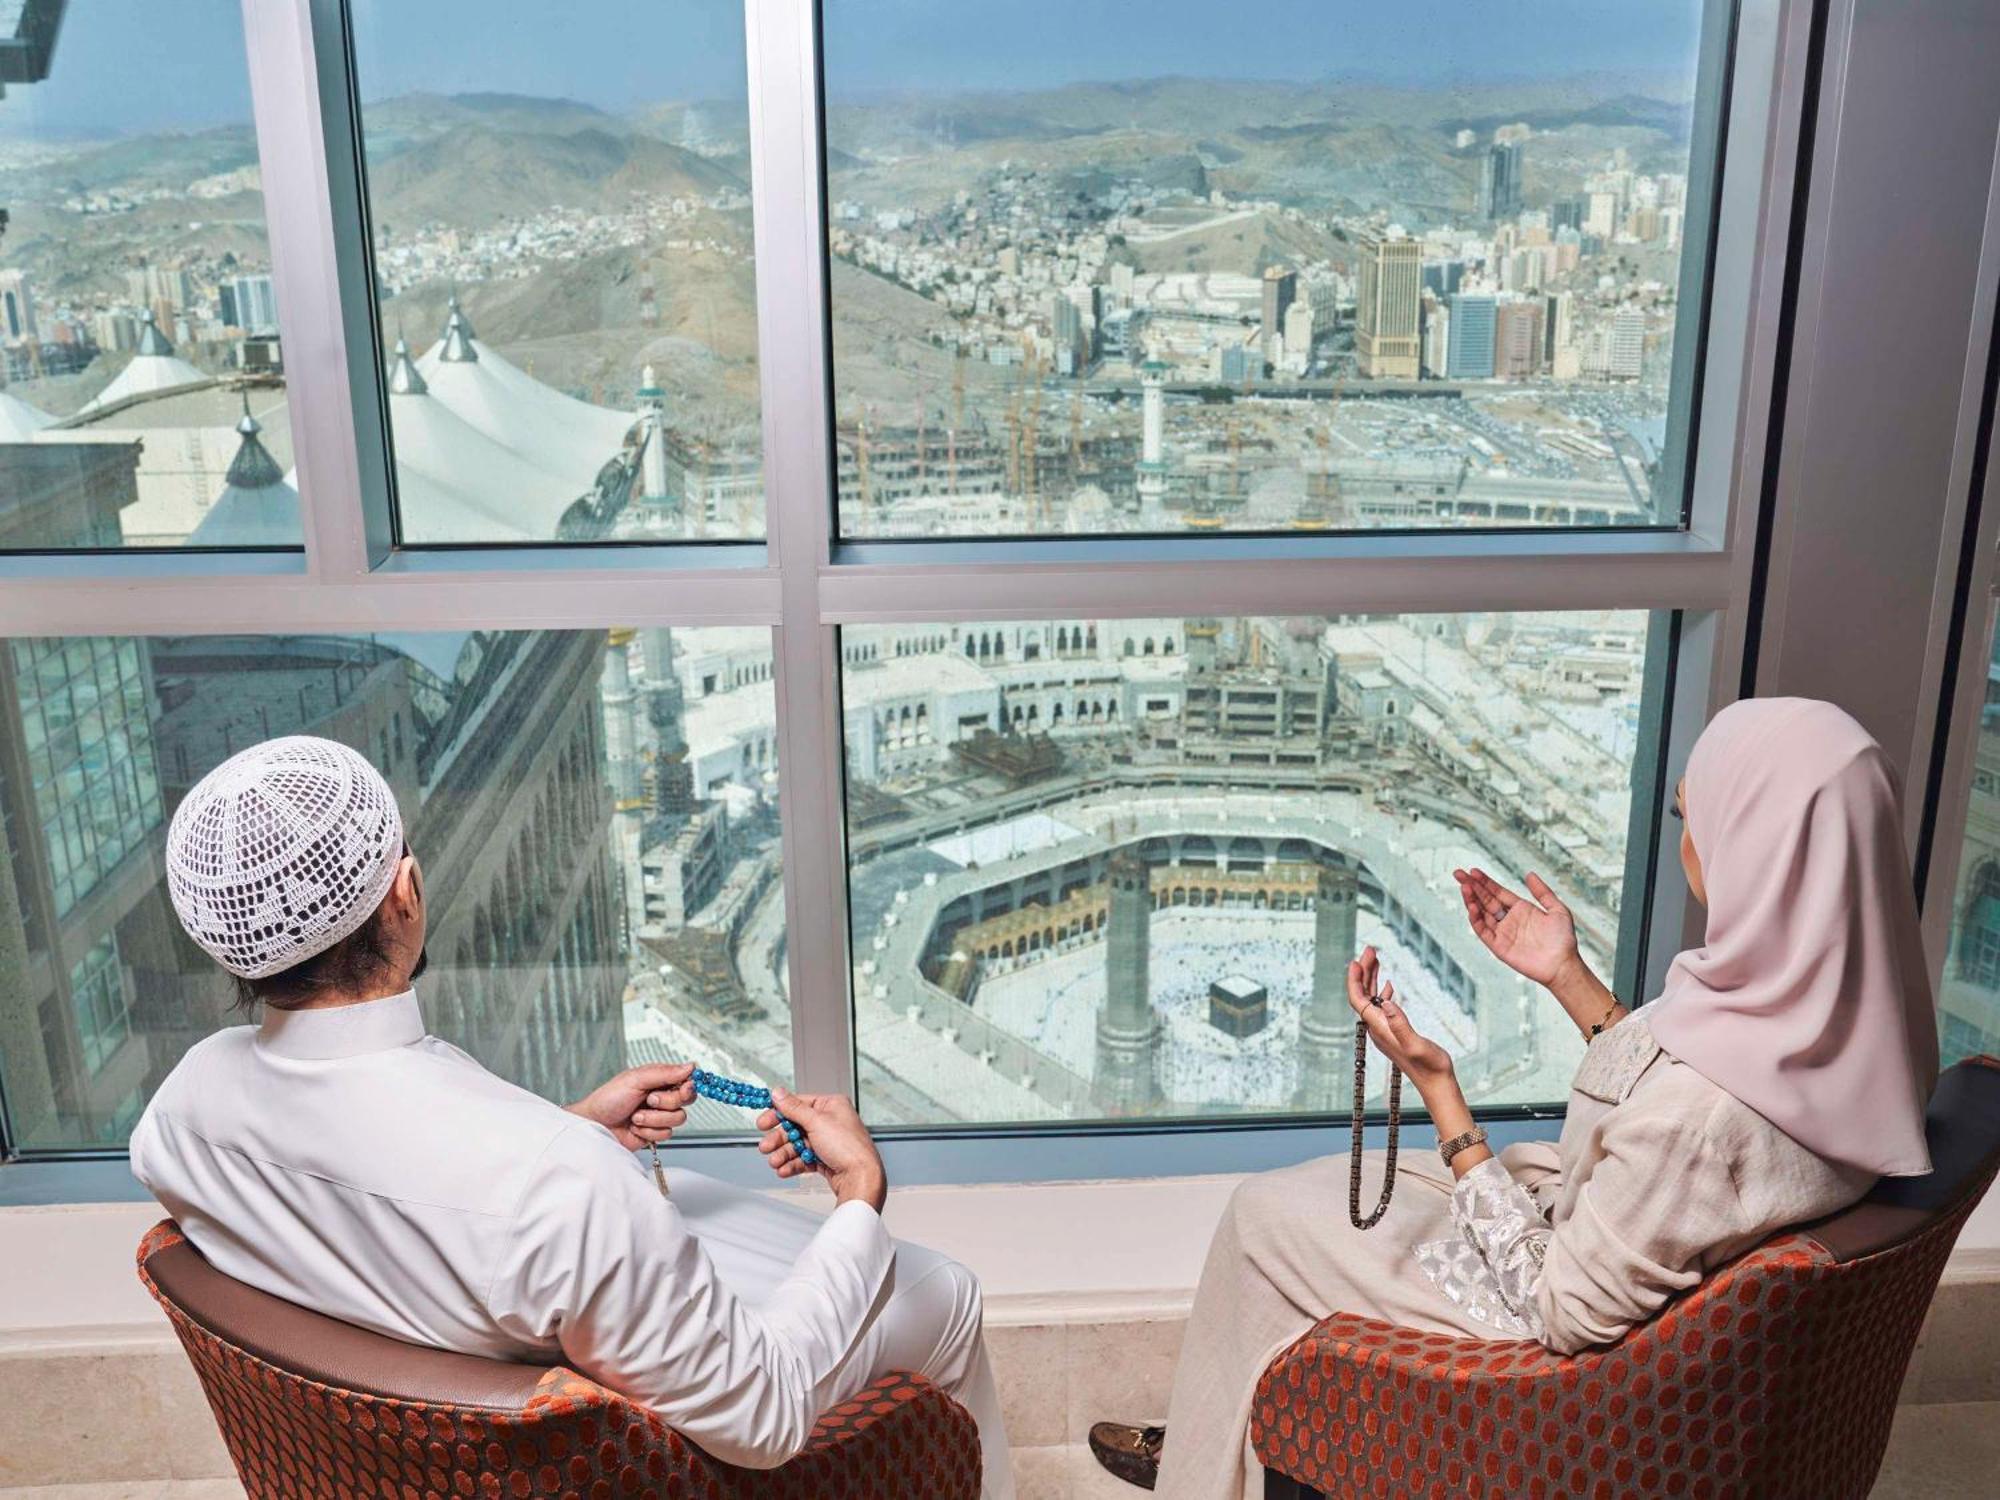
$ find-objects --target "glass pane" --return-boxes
[0,1,299,550]
[347,1,765,545]
[823,0,1717,539]
[0,626,786,1152]
[841,612,1660,1125]
[1939,605,2000,1065]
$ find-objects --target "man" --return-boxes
[130,735,1013,1495]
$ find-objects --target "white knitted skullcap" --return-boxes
[165,736,405,979]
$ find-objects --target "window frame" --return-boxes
[0,0,1817,1185]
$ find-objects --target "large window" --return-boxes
[0,0,299,550]
[822,0,1715,539]
[841,612,1657,1125]
[2,0,1898,1187]
[346,0,766,545]
[1939,611,2000,1066]
[0,626,786,1153]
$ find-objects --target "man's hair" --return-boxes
[231,899,398,1013]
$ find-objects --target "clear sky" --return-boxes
[0,0,1705,137]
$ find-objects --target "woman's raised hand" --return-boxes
[1453,867,1579,986]
[1345,945,1454,1088]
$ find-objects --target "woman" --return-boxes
[1090,697,1940,1498]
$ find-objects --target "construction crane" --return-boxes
[1069,392,1085,482]
[854,404,874,513]
[1004,363,1024,497]
[948,353,966,497]
[1228,418,1244,507]
[1023,355,1047,527]
[915,398,928,494]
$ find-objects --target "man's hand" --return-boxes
[756,1088,888,1213]
[568,1063,695,1151]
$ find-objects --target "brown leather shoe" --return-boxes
[1089,1421,1165,1490]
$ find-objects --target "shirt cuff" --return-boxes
[756,1197,898,1386]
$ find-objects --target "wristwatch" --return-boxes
[1438,1125,1489,1166]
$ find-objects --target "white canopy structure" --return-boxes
[414,298,635,481]
[80,311,209,413]
[384,339,604,543]
[0,389,54,441]
[189,405,300,547]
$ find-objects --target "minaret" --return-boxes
[601,630,649,941]
[601,630,644,807]
[642,627,693,831]
[1135,355,1168,511]
[1295,861,1360,1110]
[638,364,675,509]
[1095,847,1162,1110]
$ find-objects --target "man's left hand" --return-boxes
[568,1062,696,1150]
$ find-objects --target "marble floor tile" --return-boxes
[1870,1402,2000,1498]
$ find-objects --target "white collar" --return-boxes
[256,989,426,1060]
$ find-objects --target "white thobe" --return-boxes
[129,989,1013,1495]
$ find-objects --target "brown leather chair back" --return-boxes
[142,1229,549,1410]
[1803,1052,2000,1262]
[137,1221,982,1500]
[1256,1056,2000,1500]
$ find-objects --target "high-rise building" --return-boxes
[0,631,173,1149]
[1355,234,1422,380]
[1446,293,1497,380]
[1480,139,1526,220]
[1610,306,1647,380]
[1421,292,1450,379]
[0,269,37,344]
[1260,266,1297,362]
[1495,298,1546,381]
[1422,260,1464,300]
[1282,292,1315,376]
[1586,190,1620,238]
[228,274,279,336]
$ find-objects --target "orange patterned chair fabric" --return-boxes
[1253,1056,2000,1500]
[137,1221,982,1500]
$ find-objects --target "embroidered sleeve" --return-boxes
[1451,1156,1552,1339]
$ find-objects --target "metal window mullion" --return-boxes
[0,564,782,636]
[817,541,1731,623]
[241,0,393,578]
[748,0,857,1098]
[1913,137,2000,977]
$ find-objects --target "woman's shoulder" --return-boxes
[1624,1042,1866,1188]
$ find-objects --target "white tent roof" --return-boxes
[0,389,55,441]
[189,408,301,547]
[190,479,301,546]
[82,312,209,412]
[387,380,599,543]
[415,331,634,481]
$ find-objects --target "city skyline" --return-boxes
[0,1,1707,138]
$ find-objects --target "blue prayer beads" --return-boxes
[690,1067,817,1167]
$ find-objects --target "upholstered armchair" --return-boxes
[138,1220,982,1500]
[1255,1055,2000,1500]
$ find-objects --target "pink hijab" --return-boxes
[1648,697,1938,1178]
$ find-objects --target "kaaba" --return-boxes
[1208,975,1269,1038]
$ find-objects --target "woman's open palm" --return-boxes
[1453,867,1578,985]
